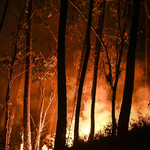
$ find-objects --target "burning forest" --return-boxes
[0,0,150,150]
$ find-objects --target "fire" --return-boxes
[20,133,23,150]
[20,71,150,150]
[66,128,74,147]
[42,144,52,150]
[20,143,23,150]
[83,127,90,136]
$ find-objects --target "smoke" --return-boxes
[132,87,150,117]
[78,78,112,136]
[75,60,150,137]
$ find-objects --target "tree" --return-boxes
[33,78,53,150]
[54,0,68,150]
[117,0,141,137]
[145,0,148,87]
[74,0,93,145]
[4,32,18,150]
[110,0,131,136]
[100,0,131,136]
[23,0,33,149]
[31,52,57,150]
[5,67,25,150]
[4,4,26,149]
[89,0,105,140]
[0,0,10,37]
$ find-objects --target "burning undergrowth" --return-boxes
[8,60,150,150]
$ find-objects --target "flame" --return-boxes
[42,145,48,150]
[20,143,23,150]
[20,63,150,150]
[83,127,90,136]
[41,145,52,150]
[20,133,23,150]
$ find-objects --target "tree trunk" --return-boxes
[111,0,131,136]
[54,0,68,150]
[145,0,148,87]
[4,4,26,149]
[74,0,93,145]
[5,66,24,150]
[23,0,33,149]
[4,58,16,150]
[117,0,140,137]
[89,0,105,140]
[0,0,9,37]
[111,33,125,136]
[34,78,52,150]
[4,67,25,150]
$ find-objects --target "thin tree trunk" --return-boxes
[111,0,130,136]
[145,0,148,87]
[23,0,33,149]
[0,0,9,37]
[34,78,52,150]
[4,45,16,150]
[4,4,26,149]
[111,0,121,136]
[5,67,24,150]
[5,66,25,150]
[89,0,105,140]
[4,16,19,150]
[54,0,68,150]
[117,0,140,137]
[74,0,93,145]
[112,33,125,136]
[111,36,124,136]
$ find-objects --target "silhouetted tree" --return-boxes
[54,0,68,150]
[89,0,105,140]
[102,0,131,136]
[4,4,26,150]
[111,0,131,136]
[74,0,93,145]
[23,0,33,149]
[117,0,141,137]
[0,0,9,37]
[4,32,17,150]
[145,0,148,87]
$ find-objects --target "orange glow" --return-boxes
[20,63,150,149]
[41,145,52,150]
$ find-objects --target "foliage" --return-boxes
[130,114,150,131]
[0,0,149,149]
[65,116,150,150]
[0,56,12,69]
[31,53,57,82]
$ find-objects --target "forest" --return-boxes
[0,0,150,150]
